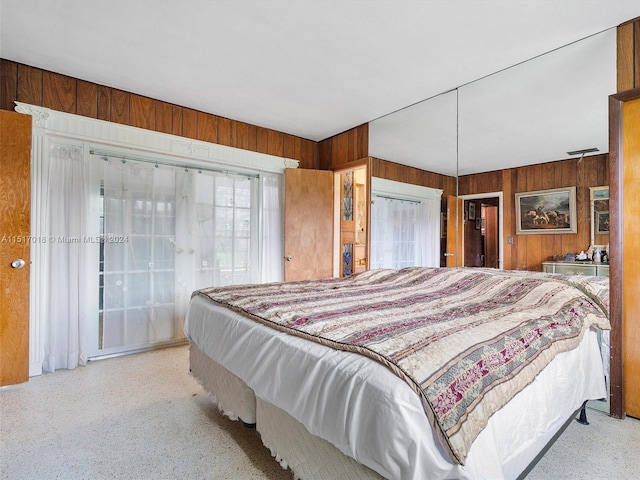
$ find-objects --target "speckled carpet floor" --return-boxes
[1,345,638,480]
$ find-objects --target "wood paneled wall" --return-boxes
[370,157,457,197]
[0,60,319,169]
[459,154,609,271]
[318,124,369,170]
[617,16,640,92]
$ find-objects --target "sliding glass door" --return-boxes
[93,157,262,357]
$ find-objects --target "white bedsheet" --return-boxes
[185,294,606,480]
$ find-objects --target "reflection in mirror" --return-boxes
[589,186,610,261]
[367,28,615,272]
[457,29,614,176]
[369,90,460,265]
[369,90,458,177]
[336,165,368,277]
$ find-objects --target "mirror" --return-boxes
[589,186,610,260]
[368,28,616,268]
[369,28,614,177]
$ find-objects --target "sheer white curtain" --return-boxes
[33,146,285,366]
[101,160,179,350]
[40,144,90,372]
[261,174,283,283]
[371,194,441,270]
[415,197,441,267]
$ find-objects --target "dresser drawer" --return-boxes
[553,264,597,276]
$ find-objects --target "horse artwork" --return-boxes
[515,187,577,234]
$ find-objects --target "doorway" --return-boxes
[459,192,504,269]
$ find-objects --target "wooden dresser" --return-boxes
[541,261,609,276]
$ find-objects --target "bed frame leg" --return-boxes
[576,400,589,425]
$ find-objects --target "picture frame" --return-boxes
[515,186,577,234]
[596,210,609,234]
[468,202,476,221]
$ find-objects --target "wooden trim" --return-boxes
[608,86,640,419]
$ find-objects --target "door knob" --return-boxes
[444,253,454,257]
[11,259,26,269]
[284,255,293,262]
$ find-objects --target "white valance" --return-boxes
[14,102,299,174]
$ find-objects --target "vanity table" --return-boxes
[541,261,609,276]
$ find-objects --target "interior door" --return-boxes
[484,205,499,268]
[622,96,640,419]
[445,195,463,267]
[0,110,32,386]
[284,168,334,281]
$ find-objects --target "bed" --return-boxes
[185,267,610,480]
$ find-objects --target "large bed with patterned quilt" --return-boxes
[185,267,610,479]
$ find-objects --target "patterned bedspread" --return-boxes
[194,267,610,465]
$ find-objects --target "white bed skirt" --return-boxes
[190,342,382,479]
[186,295,607,480]
[190,341,256,424]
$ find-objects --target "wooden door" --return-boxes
[622,97,640,418]
[284,168,334,281]
[0,110,32,386]
[445,195,463,267]
[484,206,499,268]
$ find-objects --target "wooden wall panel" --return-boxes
[0,60,318,166]
[155,100,173,134]
[233,121,250,151]
[318,124,368,169]
[0,60,18,111]
[217,117,231,146]
[42,71,76,113]
[246,124,258,152]
[97,85,111,121]
[182,108,198,140]
[256,126,269,154]
[110,89,130,125]
[267,129,284,156]
[618,20,637,91]
[196,111,217,143]
[459,154,609,271]
[17,64,42,106]
[77,80,97,118]
[300,138,318,169]
[370,157,457,198]
[501,169,516,269]
[171,106,183,136]
[130,94,155,130]
[283,134,297,160]
[617,21,635,91]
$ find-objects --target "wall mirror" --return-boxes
[590,186,610,256]
[367,28,616,269]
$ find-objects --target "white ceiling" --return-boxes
[1,0,639,176]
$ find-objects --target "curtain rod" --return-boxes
[89,149,259,179]
[372,193,421,205]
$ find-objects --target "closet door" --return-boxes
[0,110,32,386]
[621,96,640,418]
[283,168,334,281]
[609,87,640,419]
